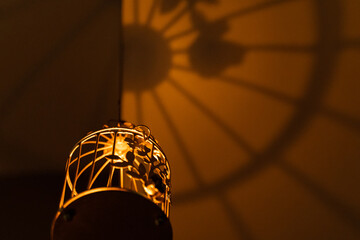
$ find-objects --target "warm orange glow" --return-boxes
[58,122,171,217]
[103,134,131,162]
[144,183,157,195]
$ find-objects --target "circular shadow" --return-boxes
[124,25,172,92]
[173,0,343,203]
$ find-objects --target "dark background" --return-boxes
[0,0,359,239]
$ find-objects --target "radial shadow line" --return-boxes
[159,4,189,34]
[133,0,139,24]
[171,49,187,54]
[218,194,255,240]
[219,0,297,21]
[151,90,204,187]
[341,39,360,48]
[0,1,110,124]
[166,28,196,42]
[145,0,158,26]
[168,78,256,155]
[277,161,360,232]
[173,65,299,104]
[319,107,360,133]
[174,154,275,204]
[172,64,192,71]
[245,43,315,52]
[218,75,298,104]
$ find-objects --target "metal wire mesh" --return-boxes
[58,122,171,217]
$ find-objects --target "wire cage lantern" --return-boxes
[51,122,172,240]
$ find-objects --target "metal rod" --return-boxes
[133,179,138,192]
[88,133,100,189]
[72,143,82,197]
[108,132,118,186]
[120,168,123,188]
[107,167,115,187]
[59,156,70,208]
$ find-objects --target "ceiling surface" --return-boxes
[0,0,360,239]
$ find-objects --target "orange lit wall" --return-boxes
[0,0,359,239]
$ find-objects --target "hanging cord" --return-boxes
[118,0,124,122]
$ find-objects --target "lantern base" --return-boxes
[51,188,172,240]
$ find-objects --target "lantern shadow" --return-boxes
[165,0,360,238]
[122,3,245,92]
[0,0,360,239]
